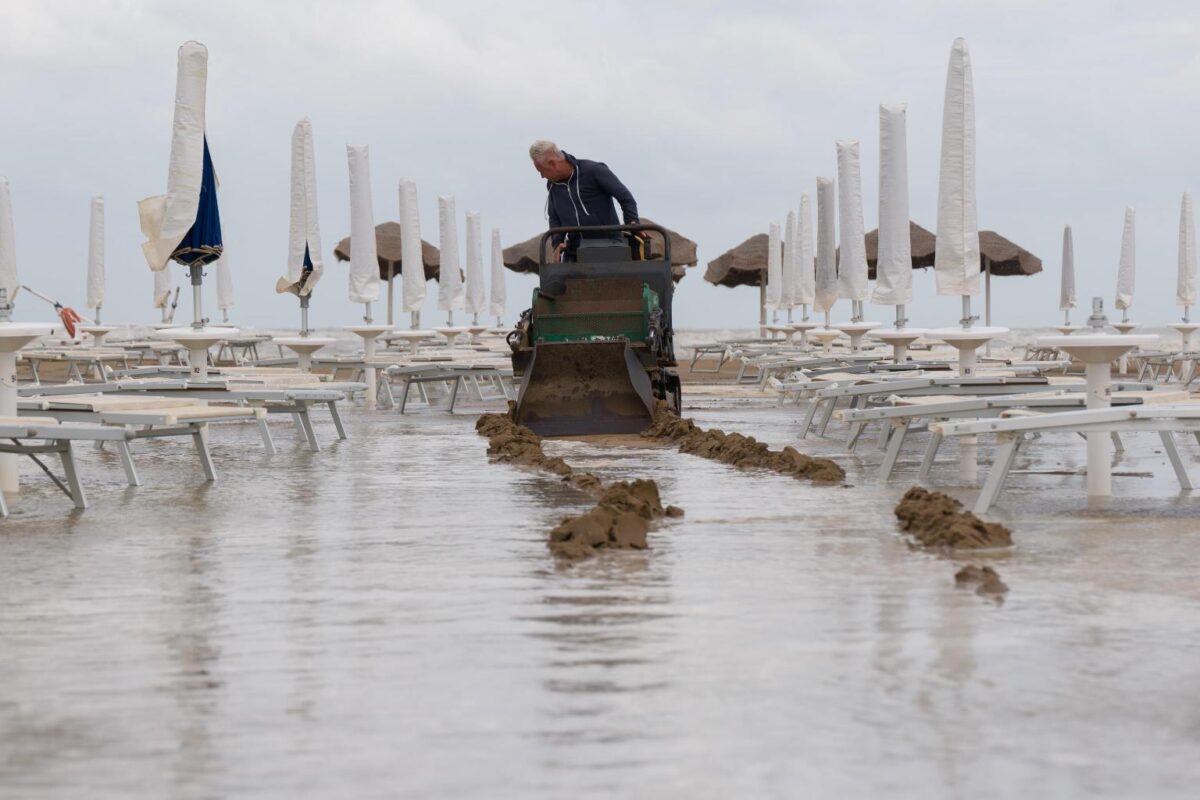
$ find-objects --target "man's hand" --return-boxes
[553,242,566,261]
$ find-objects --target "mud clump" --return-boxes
[476,410,681,562]
[549,480,670,561]
[894,487,1013,550]
[955,564,1009,597]
[642,403,845,484]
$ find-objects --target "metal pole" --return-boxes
[364,302,373,325]
[759,282,767,336]
[387,266,395,326]
[961,295,973,329]
[300,295,310,336]
[190,264,203,330]
[984,260,992,356]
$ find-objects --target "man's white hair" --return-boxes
[529,139,562,162]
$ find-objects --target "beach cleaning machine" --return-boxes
[507,223,681,436]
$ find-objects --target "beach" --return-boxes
[2,337,1198,798]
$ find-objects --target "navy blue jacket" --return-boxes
[546,152,639,249]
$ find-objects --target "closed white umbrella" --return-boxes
[215,253,233,322]
[1059,225,1075,326]
[437,195,464,323]
[814,177,838,324]
[86,195,105,323]
[872,104,913,316]
[0,177,18,306]
[278,119,323,294]
[836,140,869,319]
[1114,206,1136,322]
[782,209,797,321]
[796,193,815,319]
[934,38,981,316]
[464,212,485,323]
[1177,192,1196,319]
[346,145,380,319]
[931,37,1002,383]
[764,220,783,319]
[398,177,425,328]
[276,118,323,333]
[489,227,506,325]
[138,42,208,274]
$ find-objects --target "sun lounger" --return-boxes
[836,389,1183,481]
[19,396,269,483]
[929,404,1200,513]
[0,415,136,514]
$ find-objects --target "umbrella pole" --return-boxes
[759,283,766,337]
[1065,308,1070,326]
[985,261,992,356]
[363,302,373,325]
[190,264,204,330]
[95,306,102,325]
[387,268,395,326]
[411,310,420,331]
[300,295,310,336]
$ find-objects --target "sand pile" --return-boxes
[549,479,683,560]
[954,564,1009,596]
[475,410,602,491]
[642,404,844,484]
[893,487,1013,550]
[476,410,682,561]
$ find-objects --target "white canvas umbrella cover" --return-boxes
[1059,224,1075,312]
[782,209,798,309]
[215,253,234,313]
[836,139,869,304]
[398,177,426,314]
[87,195,105,313]
[278,118,323,296]
[933,37,981,298]
[464,212,485,316]
[0,177,18,301]
[795,193,815,308]
[490,227,506,319]
[437,195,464,312]
[1177,192,1197,311]
[814,177,838,314]
[872,105,913,306]
[1115,206,1136,311]
[765,220,783,310]
[138,41,208,273]
[346,145,380,305]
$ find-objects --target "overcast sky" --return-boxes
[2,0,1200,331]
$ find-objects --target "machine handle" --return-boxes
[538,223,671,266]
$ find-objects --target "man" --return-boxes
[529,140,640,261]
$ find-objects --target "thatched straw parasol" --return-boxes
[501,217,697,282]
[861,223,1040,277]
[704,233,770,288]
[334,220,440,324]
[864,221,937,278]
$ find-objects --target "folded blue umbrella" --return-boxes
[171,136,223,267]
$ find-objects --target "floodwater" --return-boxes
[2,391,1200,798]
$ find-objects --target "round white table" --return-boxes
[346,325,392,408]
[809,327,845,354]
[1168,322,1199,352]
[273,336,335,372]
[928,326,1009,376]
[1037,334,1159,497]
[868,327,926,364]
[834,321,882,353]
[786,321,819,349]
[1052,325,1084,336]
[0,322,58,494]
[156,326,239,379]
[79,324,116,348]
[432,326,470,349]
[391,329,437,356]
